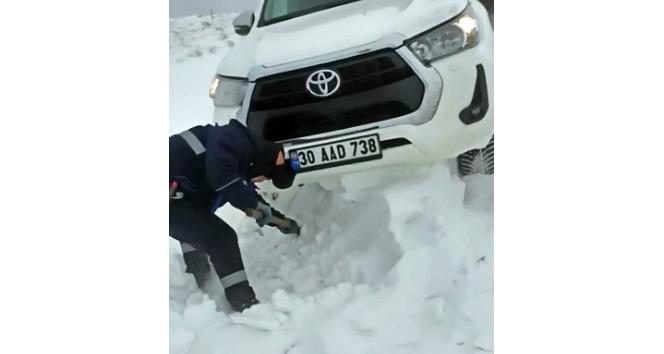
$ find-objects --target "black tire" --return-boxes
[478,0,494,27]
[478,0,493,15]
[457,136,494,176]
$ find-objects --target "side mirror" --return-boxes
[233,11,255,36]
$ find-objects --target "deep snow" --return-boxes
[170,14,493,354]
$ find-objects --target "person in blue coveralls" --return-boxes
[169,119,300,312]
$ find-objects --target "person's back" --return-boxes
[169,124,212,201]
[169,119,300,312]
[170,120,261,209]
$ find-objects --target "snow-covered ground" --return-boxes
[170,14,493,354]
[169,14,238,134]
[170,0,258,18]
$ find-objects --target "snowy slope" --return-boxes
[170,0,259,19]
[170,14,493,354]
[169,14,239,134]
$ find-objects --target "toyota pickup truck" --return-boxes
[209,0,494,185]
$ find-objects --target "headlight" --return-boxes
[209,75,248,107]
[406,7,479,64]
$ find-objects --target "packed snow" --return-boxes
[170,14,493,354]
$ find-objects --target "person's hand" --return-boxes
[253,202,273,227]
[277,218,301,236]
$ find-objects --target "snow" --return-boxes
[170,0,259,19]
[170,14,493,354]
[169,13,239,134]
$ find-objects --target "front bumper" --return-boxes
[213,106,241,126]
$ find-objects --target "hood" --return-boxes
[218,0,467,77]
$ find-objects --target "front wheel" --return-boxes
[457,136,494,176]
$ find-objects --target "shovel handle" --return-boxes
[248,209,287,226]
[247,209,300,235]
[268,216,291,228]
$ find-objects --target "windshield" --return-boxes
[259,0,362,26]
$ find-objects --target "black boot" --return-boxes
[182,250,212,289]
[225,281,259,312]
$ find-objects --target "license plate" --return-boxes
[285,134,382,172]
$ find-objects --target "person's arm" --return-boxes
[206,135,258,213]
[254,192,300,235]
[205,132,273,226]
[256,193,286,222]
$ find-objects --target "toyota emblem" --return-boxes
[306,69,341,97]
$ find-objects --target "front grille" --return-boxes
[247,50,424,142]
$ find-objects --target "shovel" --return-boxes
[247,209,301,236]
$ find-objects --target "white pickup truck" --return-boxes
[209,0,494,184]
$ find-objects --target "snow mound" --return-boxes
[170,163,493,354]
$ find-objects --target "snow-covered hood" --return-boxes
[218,0,468,77]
